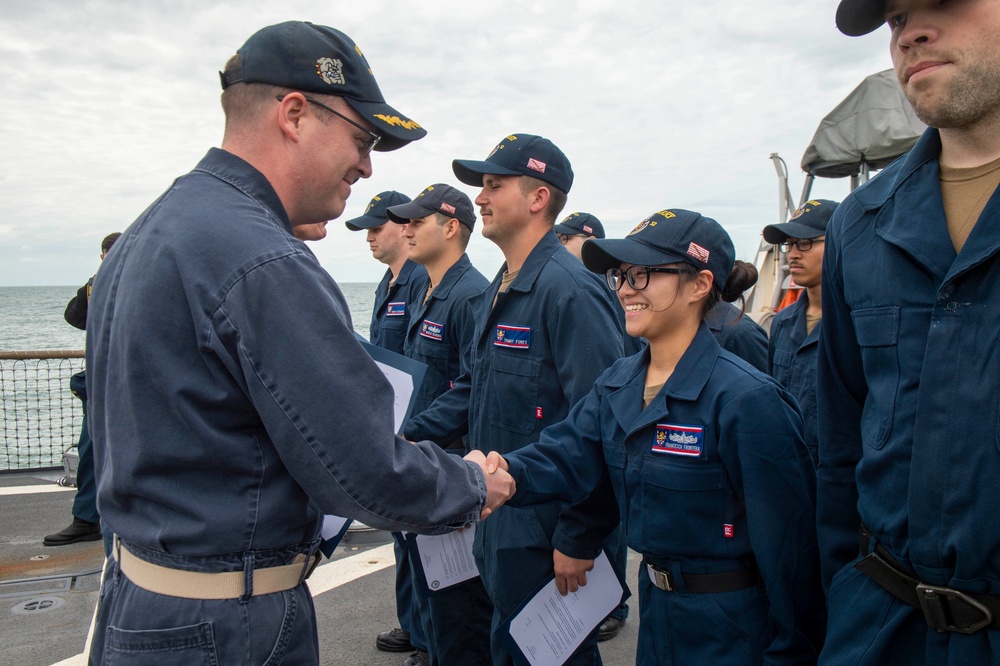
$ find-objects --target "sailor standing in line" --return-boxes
[489,209,824,664]
[345,191,432,659]
[762,199,838,467]
[404,134,625,665]
[386,183,491,666]
[819,1,1000,663]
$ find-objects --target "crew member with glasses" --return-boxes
[485,209,825,664]
[763,199,838,467]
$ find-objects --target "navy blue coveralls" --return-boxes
[504,325,824,665]
[817,129,1000,664]
[370,258,429,355]
[85,149,487,665]
[706,300,769,373]
[368,257,431,651]
[402,253,492,664]
[406,232,624,665]
[768,293,820,466]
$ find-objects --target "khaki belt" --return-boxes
[115,541,318,600]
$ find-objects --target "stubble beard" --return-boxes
[903,55,1000,130]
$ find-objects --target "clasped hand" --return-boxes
[464,450,516,520]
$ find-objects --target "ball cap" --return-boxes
[386,184,477,230]
[344,190,411,230]
[554,212,605,239]
[582,209,735,289]
[762,199,839,244]
[452,133,574,194]
[220,21,427,151]
[836,0,886,36]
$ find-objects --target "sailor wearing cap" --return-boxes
[489,209,824,664]
[386,184,492,666]
[818,0,1000,663]
[346,191,430,358]
[762,199,838,467]
[86,21,514,664]
[404,134,625,665]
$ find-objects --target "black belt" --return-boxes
[855,524,999,634]
[644,559,758,594]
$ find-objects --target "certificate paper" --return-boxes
[503,552,625,666]
[413,526,480,592]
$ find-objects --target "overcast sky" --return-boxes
[0,0,894,286]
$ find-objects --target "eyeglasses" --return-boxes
[606,265,686,291]
[557,233,574,245]
[778,238,824,253]
[277,94,381,157]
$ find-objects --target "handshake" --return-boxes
[464,450,515,521]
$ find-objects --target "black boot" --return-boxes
[43,517,102,546]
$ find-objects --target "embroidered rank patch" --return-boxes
[386,302,406,317]
[419,319,444,341]
[652,423,704,457]
[723,524,734,539]
[494,324,530,349]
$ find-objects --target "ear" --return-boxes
[689,270,715,303]
[443,218,460,240]
[276,92,309,142]
[527,185,550,215]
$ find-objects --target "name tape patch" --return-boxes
[386,302,406,317]
[652,423,704,457]
[419,319,444,341]
[494,324,531,349]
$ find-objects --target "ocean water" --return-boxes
[0,283,379,352]
[0,283,378,470]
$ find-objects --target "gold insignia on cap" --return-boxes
[316,58,346,85]
[655,210,677,219]
[373,114,422,130]
[628,219,651,236]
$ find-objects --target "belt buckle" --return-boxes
[647,563,674,592]
[916,584,993,634]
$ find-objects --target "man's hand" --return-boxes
[485,450,508,474]
[465,450,516,520]
[553,549,594,596]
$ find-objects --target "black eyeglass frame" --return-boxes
[276,94,381,156]
[778,238,824,254]
[606,265,687,291]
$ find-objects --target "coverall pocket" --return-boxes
[640,459,726,556]
[104,622,218,665]
[702,586,771,661]
[412,341,451,401]
[851,306,900,450]
[488,353,541,435]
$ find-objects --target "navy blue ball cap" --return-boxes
[582,209,735,289]
[554,212,605,239]
[344,190,411,230]
[386,184,477,230]
[452,133,574,194]
[836,0,886,36]
[221,21,427,151]
[762,199,839,244]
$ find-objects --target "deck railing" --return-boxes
[0,351,85,472]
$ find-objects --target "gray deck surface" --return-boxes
[1,471,639,665]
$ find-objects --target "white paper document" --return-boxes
[414,525,480,591]
[507,552,623,666]
[373,359,416,432]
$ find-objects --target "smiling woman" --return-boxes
[494,208,824,665]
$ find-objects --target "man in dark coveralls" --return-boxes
[820,1,1000,663]
[85,21,514,665]
[405,134,625,665]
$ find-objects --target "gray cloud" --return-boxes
[0,0,892,285]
